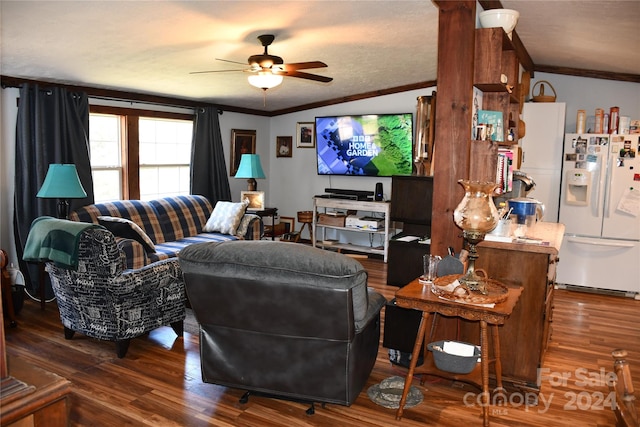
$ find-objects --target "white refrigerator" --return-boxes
[520,102,566,222]
[557,133,640,295]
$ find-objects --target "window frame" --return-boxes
[89,104,194,200]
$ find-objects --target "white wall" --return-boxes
[1,75,638,260]
[219,112,271,202]
[265,88,435,220]
[530,73,640,134]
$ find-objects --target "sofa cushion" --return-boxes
[70,200,164,243]
[148,195,213,242]
[203,201,249,235]
[148,232,239,264]
[98,216,156,254]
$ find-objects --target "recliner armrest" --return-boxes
[355,289,387,333]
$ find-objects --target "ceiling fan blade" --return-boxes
[190,69,246,74]
[215,58,249,66]
[281,61,328,71]
[281,70,333,83]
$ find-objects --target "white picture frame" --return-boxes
[296,122,315,148]
[241,191,265,211]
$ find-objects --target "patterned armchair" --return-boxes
[45,227,186,358]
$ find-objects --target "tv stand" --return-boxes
[312,197,391,262]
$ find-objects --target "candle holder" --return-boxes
[453,180,500,294]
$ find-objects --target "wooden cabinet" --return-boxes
[453,223,564,394]
[387,176,433,286]
[474,246,558,393]
[1,356,71,427]
[1,281,70,427]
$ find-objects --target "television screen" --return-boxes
[315,113,413,176]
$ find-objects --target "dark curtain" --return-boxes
[14,83,94,292]
[190,107,231,203]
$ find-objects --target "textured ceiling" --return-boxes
[1,1,638,113]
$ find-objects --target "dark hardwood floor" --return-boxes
[4,257,639,426]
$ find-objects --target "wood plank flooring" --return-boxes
[4,257,639,426]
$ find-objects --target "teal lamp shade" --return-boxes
[37,164,87,218]
[235,154,266,191]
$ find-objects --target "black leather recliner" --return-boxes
[179,240,386,408]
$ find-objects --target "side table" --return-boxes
[394,278,522,426]
[252,207,278,240]
[1,355,72,427]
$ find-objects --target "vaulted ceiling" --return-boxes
[1,1,638,114]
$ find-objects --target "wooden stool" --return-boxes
[297,211,314,243]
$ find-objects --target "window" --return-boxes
[139,117,192,200]
[89,113,123,202]
[89,106,193,202]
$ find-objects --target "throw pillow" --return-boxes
[97,216,156,254]
[203,200,249,235]
[235,214,255,238]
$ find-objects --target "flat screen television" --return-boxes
[315,113,413,176]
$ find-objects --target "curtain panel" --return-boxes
[14,84,93,293]
[190,107,231,204]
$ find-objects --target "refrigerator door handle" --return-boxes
[592,157,603,218]
[567,236,635,248]
[603,155,614,218]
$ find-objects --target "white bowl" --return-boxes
[479,8,519,37]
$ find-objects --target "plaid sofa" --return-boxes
[70,195,262,269]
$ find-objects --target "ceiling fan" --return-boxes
[191,34,333,90]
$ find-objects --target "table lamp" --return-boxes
[453,180,500,294]
[36,164,87,219]
[235,154,265,191]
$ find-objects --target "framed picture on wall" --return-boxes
[230,129,256,176]
[276,136,293,158]
[296,122,315,148]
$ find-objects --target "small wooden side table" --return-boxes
[252,207,278,240]
[1,355,71,427]
[394,278,522,426]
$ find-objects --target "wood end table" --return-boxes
[393,277,523,426]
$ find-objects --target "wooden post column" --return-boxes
[431,0,477,257]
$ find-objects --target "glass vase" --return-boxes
[453,180,500,293]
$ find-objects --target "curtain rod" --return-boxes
[88,94,223,115]
[1,75,224,114]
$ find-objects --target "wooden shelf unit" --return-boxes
[471,27,523,182]
[312,197,391,262]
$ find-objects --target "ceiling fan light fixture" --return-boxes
[248,72,283,90]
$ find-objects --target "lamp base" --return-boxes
[247,178,257,191]
[57,199,70,220]
[458,230,489,295]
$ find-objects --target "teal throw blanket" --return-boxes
[23,216,102,270]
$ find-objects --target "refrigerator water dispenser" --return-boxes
[565,169,591,206]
